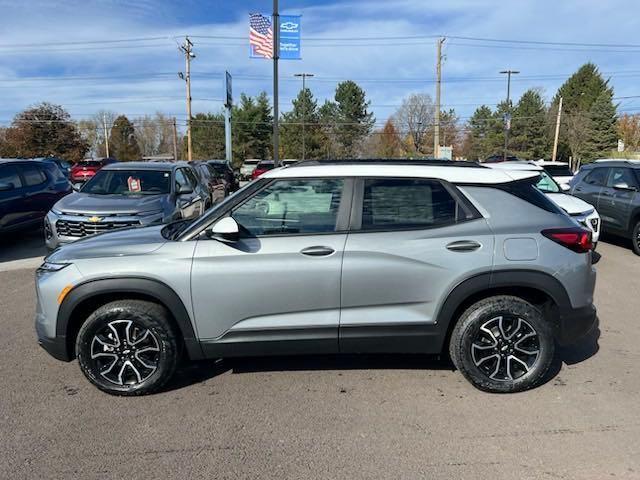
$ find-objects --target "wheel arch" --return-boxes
[436,270,570,353]
[57,277,204,361]
[628,206,640,234]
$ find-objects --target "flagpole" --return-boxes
[273,0,280,167]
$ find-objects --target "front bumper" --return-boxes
[556,303,597,345]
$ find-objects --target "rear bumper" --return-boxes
[556,303,597,345]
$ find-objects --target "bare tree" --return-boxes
[392,93,435,154]
[134,113,175,157]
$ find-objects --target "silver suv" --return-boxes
[35,160,597,395]
[45,162,210,249]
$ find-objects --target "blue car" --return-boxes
[0,159,72,235]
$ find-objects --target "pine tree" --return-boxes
[584,90,618,161]
[232,92,273,161]
[551,63,616,164]
[512,89,550,160]
[377,119,402,157]
[464,105,499,160]
[109,115,140,161]
[190,112,225,160]
[332,81,375,158]
[280,88,321,159]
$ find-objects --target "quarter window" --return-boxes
[22,164,47,186]
[361,178,458,230]
[232,178,344,236]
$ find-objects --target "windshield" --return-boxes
[536,171,561,193]
[82,169,171,195]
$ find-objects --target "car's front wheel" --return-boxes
[76,300,179,396]
[449,295,555,393]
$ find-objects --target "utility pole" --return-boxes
[499,69,519,161]
[172,117,179,161]
[180,37,195,162]
[102,113,110,158]
[552,96,563,162]
[272,0,280,167]
[434,37,445,158]
[294,73,314,160]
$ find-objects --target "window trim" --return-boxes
[349,176,482,233]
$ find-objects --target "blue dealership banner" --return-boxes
[279,15,301,59]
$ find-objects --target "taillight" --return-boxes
[542,227,593,253]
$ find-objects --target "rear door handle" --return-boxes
[446,240,481,252]
[300,246,335,257]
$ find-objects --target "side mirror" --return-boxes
[0,182,14,192]
[176,184,193,195]
[207,216,239,242]
[612,182,636,192]
[560,183,570,192]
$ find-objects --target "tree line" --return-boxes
[0,63,628,165]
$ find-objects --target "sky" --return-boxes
[1,0,640,132]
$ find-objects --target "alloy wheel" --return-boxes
[471,315,540,382]
[90,320,160,386]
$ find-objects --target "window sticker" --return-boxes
[128,176,142,192]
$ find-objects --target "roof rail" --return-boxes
[594,158,640,164]
[291,158,484,168]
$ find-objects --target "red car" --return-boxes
[251,160,275,180]
[70,158,117,184]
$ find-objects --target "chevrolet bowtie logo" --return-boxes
[87,216,102,223]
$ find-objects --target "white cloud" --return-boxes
[0,0,639,129]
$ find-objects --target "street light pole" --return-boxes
[272,0,280,167]
[500,69,519,161]
[294,73,314,160]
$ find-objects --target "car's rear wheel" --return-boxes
[449,295,555,393]
[76,300,179,396]
[632,220,640,256]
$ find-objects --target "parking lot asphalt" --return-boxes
[1,239,639,480]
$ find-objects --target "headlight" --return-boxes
[36,262,71,273]
[50,208,62,215]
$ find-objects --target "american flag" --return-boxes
[249,13,273,59]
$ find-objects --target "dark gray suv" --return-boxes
[570,160,640,254]
[45,162,210,249]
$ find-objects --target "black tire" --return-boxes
[76,300,179,396]
[632,220,640,256]
[449,295,555,393]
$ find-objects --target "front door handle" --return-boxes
[446,240,481,252]
[300,246,335,257]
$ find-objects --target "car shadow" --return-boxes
[599,233,634,252]
[161,354,453,393]
[542,316,601,385]
[163,320,601,394]
[0,227,48,263]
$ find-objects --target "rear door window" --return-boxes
[584,168,609,186]
[360,178,459,231]
[0,165,23,189]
